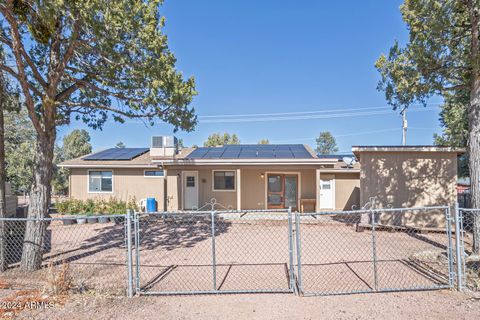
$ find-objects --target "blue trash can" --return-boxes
[146,198,157,212]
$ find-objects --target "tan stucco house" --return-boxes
[59,137,463,227]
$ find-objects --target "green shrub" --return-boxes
[55,200,69,214]
[54,197,139,215]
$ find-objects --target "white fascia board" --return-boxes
[317,169,360,173]
[154,158,338,166]
[58,164,159,169]
[351,146,464,153]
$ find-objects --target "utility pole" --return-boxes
[400,107,408,146]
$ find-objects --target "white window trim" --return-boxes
[212,170,236,192]
[143,169,165,178]
[87,169,114,194]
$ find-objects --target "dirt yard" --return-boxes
[15,289,480,320]
[1,212,480,319]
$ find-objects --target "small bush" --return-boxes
[55,197,138,215]
[45,262,73,296]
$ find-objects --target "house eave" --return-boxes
[154,158,339,166]
[58,164,159,169]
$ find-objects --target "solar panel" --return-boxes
[187,148,209,158]
[257,151,274,158]
[275,151,295,158]
[221,150,240,158]
[186,145,313,159]
[238,150,257,158]
[83,148,149,161]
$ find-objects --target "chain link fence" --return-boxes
[0,215,129,296]
[1,204,479,298]
[295,206,454,296]
[134,209,294,295]
[457,208,480,291]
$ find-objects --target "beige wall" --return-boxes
[359,151,458,228]
[68,165,362,213]
[69,168,165,210]
[166,165,320,210]
[333,173,360,211]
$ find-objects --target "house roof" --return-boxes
[352,146,465,153]
[59,144,325,168]
[351,145,465,160]
[59,149,158,168]
[184,144,315,160]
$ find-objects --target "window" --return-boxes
[88,171,113,192]
[144,170,164,177]
[213,171,235,191]
[186,176,195,187]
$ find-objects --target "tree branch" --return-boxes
[0,65,43,97]
[2,1,43,134]
[64,102,164,119]
[0,10,47,89]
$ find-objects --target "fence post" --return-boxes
[370,209,378,291]
[134,211,140,294]
[454,202,463,291]
[126,209,134,298]
[287,207,295,293]
[295,211,303,295]
[445,206,455,289]
[211,210,217,291]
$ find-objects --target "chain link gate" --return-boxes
[456,207,480,291]
[294,206,454,296]
[132,209,295,295]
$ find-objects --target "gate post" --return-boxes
[294,211,303,295]
[211,210,217,291]
[370,210,378,291]
[287,207,295,293]
[134,211,140,294]
[454,202,464,291]
[126,209,134,298]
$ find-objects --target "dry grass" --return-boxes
[44,262,74,296]
[0,263,74,319]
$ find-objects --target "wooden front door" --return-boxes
[267,174,298,210]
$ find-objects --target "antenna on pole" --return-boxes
[400,107,408,146]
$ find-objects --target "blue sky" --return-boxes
[58,0,443,153]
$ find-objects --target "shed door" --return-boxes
[319,179,334,209]
[183,171,199,210]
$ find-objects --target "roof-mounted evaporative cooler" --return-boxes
[150,136,178,157]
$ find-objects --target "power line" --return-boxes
[198,103,440,119]
[199,106,439,123]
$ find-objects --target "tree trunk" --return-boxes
[469,0,480,254]
[469,75,480,254]
[20,132,55,271]
[0,81,6,272]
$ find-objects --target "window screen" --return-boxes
[213,171,235,190]
[144,170,164,177]
[88,171,113,192]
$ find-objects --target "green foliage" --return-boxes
[1,0,198,131]
[258,139,269,144]
[315,131,338,155]
[375,0,477,175]
[52,129,93,195]
[60,130,92,160]
[203,133,240,147]
[4,108,35,193]
[55,197,138,215]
